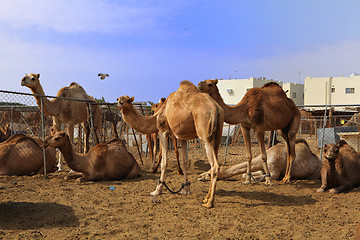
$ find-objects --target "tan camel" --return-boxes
[0,133,57,175]
[43,131,140,182]
[199,139,322,181]
[21,73,103,152]
[198,79,301,184]
[117,80,224,208]
[149,97,183,175]
[317,140,360,193]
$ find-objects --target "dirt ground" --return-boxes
[1,143,360,240]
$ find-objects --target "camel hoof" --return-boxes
[264,181,273,186]
[329,188,338,194]
[202,202,214,208]
[317,188,324,193]
[178,170,184,175]
[150,190,161,196]
[243,180,251,185]
[279,177,291,184]
[179,189,191,195]
[75,178,83,184]
[197,173,208,182]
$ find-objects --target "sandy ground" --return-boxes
[1,143,360,240]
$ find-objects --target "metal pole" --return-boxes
[224,124,231,164]
[319,105,328,160]
[88,103,97,147]
[132,128,143,165]
[10,107,13,135]
[40,97,47,179]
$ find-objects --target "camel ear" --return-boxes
[130,97,134,103]
[214,79,218,84]
[324,144,327,149]
[37,73,40,79]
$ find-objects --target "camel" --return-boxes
[198,79,301,184]
[0,110,22,126]
[0,123,11,142]
[149,97,183,175]
[43,131,140,182]
[117,80,224,208]
[0,133,57,175]
[21,73,103,152]
[317,140,360,193]
[198,139,322,181]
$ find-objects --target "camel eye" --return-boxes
[54,137,60,141]
[208,83,212,87]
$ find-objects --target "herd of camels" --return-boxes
[1,73,360,210]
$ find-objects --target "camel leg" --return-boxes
[179,140,190,194]
[83,122,90,153]
[256,130,272,186]
[241,126,253,184]
[150,131,168,196]
[280,130,297,184]
[172,135,183,175]
[150,133,159,173]
[202,141,219,208]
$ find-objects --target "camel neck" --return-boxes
[28,85,60,116]
[57,138,89,172]
[211,92,246,125]
[121,105,158,134]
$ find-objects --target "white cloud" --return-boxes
[0,0,182,34]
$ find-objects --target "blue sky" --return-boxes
[1,0,360,103]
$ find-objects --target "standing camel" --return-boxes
[149,97,183,175]
[198,79,300,184]
[21,73,102,152]
[117,80,224,208]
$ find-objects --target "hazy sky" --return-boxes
[1,0,359,103]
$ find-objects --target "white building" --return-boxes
[304,75,360,105]
[217,77,303,105]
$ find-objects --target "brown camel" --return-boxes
[317,140,360,193]
[117,80,224,208]
[0,133,57,175]
[21,73,103,152]
[198,79,301,184]
[149,97,183,175]
[43,131,140,183]
[199,139,322,181]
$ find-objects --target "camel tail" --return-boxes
[208,107,223,145]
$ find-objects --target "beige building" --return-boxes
[217,77,303,105]
[304,74,360,105]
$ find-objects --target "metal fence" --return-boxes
[1,89,360,176]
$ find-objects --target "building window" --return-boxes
[331,88,335,93]
[345,88,355,94]
[292,92,296,98]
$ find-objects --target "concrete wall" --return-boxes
[304,75,360,105]
[283,82,304,106]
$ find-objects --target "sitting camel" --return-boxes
[198,79,300,185]
[199,139,322,181]
[149,97,183,175]
[317,140,360,193]
[43,131,140,183]
[0,133,57,175]
[117,80,224,208]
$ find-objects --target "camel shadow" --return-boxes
[0,202,79,230]
[193,160,210,172]
[216,190,317,207]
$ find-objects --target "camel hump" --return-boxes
[179,80,198,90]
[295,138,309,147]
[5,133,39,146]
[262,82,281,88]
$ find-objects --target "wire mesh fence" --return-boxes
[1,89,360,176]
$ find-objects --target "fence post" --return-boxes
[224,124,231,164]
[319,104,328,160]
[40,97,47,179]
[88,103,97,147]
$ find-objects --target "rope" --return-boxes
[159,180,191,194]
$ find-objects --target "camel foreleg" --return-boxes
[241,126,253,184]
[151,132,168,196]
[179,140,190,194]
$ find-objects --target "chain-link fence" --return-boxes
[1,89,360,176]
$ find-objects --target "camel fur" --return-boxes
[199,139,322,181]
[21,73,103,153]
[0,133,57,175]
[43,131,140,183]
[149,97,183,175]
[198,79,300,184]
[317,140,360,194]
[117,80,224,208]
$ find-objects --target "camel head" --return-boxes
[43,131,68,148]
[21,73,40,88]
[323,143,339,161]
[117,96,135,111]
[151,97,166,114]
[198,79,219,97]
